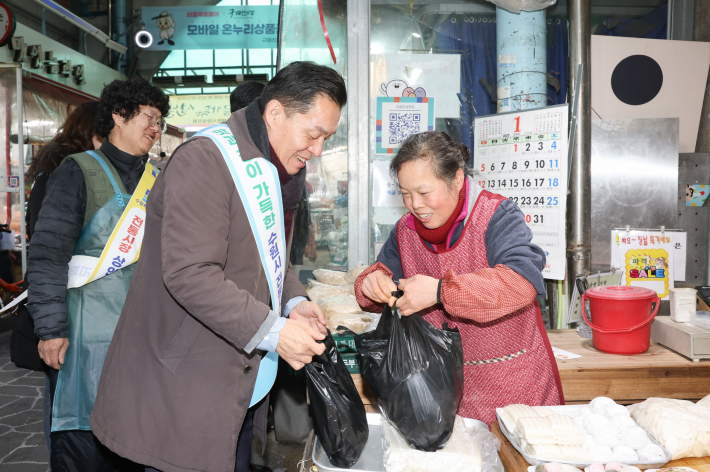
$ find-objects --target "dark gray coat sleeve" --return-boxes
[27,161,86,340]
[375,225,404,283]
[485,199,547,297]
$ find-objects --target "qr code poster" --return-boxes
[376,97,435,154]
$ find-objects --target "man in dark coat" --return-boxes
[90,62,347,472]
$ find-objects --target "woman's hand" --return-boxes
[361,270,398,307]
[396,275,439,316]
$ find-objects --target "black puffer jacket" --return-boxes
[27,140,147,340]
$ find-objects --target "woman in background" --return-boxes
[24,101,102,462]
[26,101,102,238]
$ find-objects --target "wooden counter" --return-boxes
[548,330,710,403]
[492,420,710,472]
[351,330,710,409]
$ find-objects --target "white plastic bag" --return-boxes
[328,313,373,334]
[308,279,355,294]
[464,418,505,472]
[346,265,368,283]
[316,296,361,316]
[313,269,351,286]
[628,397,710,460]
[307,284,354,302]
[696,393,710,409]
[382,416,485,472]
[486,0,556,13]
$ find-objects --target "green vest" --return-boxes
[52,150,137,432]
[62,150,127,224]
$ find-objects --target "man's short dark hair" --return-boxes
[259,61,346,116]
[230,82,266,113]
[95,78,170,138]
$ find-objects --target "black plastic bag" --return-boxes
[355,301,464,452]
[306,330,369,468]
[10,281,48,372]
[11,303,48,372]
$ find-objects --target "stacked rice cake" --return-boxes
[502,404,590,461]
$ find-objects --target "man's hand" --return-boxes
[276,318,326,370]
[289,300,327,335]
[361,270,398,307]
[38,338,70,370]
[396,274,440,316]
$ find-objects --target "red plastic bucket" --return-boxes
[582,286,660,355]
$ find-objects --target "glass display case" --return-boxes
[279,0,350,268]
[0,64,27,274]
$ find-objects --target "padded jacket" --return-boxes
[26,140,147,341]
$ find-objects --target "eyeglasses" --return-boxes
[140,111,167,134]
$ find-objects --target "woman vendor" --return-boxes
[355,130,564,425]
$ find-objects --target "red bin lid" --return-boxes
[584,285,657,300]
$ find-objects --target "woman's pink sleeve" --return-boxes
[354,262,394,313]
[440,265,538,323]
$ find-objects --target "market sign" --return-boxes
[165,94,231,127]
[140,6,277,51]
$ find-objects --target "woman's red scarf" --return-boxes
[413,186,465,251]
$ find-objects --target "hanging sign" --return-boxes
[611,230,687,283]
[474,104,569,280]
[376,96,435,155]
[610,230,676,299]
[164,94,231,127]
[140,5,278,51]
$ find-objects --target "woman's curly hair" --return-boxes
[95,78,170,138]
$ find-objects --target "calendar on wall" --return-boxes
[474,104,569,280]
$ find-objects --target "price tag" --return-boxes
[474,106,569,280]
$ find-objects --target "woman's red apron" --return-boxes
[396,190,564,425]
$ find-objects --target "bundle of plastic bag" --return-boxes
[328,313,373,334]
[355,300,464,451]
[306,331,369,468]
[309,279,356,295]
[317,296,362,316]
[307,284,354,302]
[313,269,351,286]
[346,265,368,283]
[628,397,710,459]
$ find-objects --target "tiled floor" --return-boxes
[0,330,48,471]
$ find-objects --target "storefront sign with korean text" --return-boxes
[165,94,231,127]
[610,230,678,299]
[141,5,278,51]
